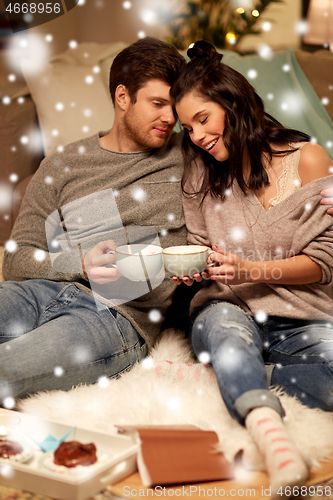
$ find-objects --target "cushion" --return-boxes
[0,96,44,244]
[20,42,127,156]
[295,49,333,123]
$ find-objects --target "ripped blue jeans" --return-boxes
[190,301,333,425]
[0,280,148,402]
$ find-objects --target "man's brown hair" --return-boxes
[109,37,186,105]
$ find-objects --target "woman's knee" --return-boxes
[191,302,259,354]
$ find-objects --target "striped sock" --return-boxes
[245,406,308,498]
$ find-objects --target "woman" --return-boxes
[170,41,333,495]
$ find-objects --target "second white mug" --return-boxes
[162,245,215,279]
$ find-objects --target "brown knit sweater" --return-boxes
[183,155,333,321]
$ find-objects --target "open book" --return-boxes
[116,425,234,487]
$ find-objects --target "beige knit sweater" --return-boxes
[183,151,333,321]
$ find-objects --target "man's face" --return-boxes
[122,79,176,151]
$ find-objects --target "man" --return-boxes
[0,37,187,403]
[1,37,332,405]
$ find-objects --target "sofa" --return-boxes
[0,43,332,246]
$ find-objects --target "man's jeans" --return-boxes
[0,280,147,401]
[190,301,333,425]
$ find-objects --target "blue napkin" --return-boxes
[31,426,76,452]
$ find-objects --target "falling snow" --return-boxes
[255,310,267,323]
[167,397,181,410]
[198,351,210,364]
[149,309,162,323]
[0,464,14,478]
[247,69,257,80]
[141,357,154,370]
[9,174,18,182]
[98,376,110,388]
[131,187,147,202]
[44,176,53,184]
[51,239,60,249]
[54,366,64,377]
[34,249,46,262]
[258,44,273,60]
[230,227,244,242]
[5,240,17,253]
[3,397,15,409]
[261,21,272,32]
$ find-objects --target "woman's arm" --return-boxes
[205,246,322,285]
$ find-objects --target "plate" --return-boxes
[40,449,111,476]
[0,438,34,463]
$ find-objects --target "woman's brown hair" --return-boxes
[170,41,310,201]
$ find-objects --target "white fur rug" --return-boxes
[19,329,333,472]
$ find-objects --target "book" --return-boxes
[116,425,234,487]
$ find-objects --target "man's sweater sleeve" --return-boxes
[3,159,86,283]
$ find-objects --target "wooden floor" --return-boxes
[109,460,333,499]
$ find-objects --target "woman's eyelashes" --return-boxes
[183,117,208,133]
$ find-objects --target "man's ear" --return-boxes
[115,84,130,111]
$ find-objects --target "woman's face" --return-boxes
[175,91,229,162]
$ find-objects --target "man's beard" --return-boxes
[122,111,170,151]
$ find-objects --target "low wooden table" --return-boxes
[0,461,333,499]
[108,461,333,500]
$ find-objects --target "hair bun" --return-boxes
[187,40,223,63]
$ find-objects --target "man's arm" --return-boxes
[320,188,333,215]
[3,160,120,285]
[2,159,82,282]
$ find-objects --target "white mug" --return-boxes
[162,245,215,279]
[107,244,163,282]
